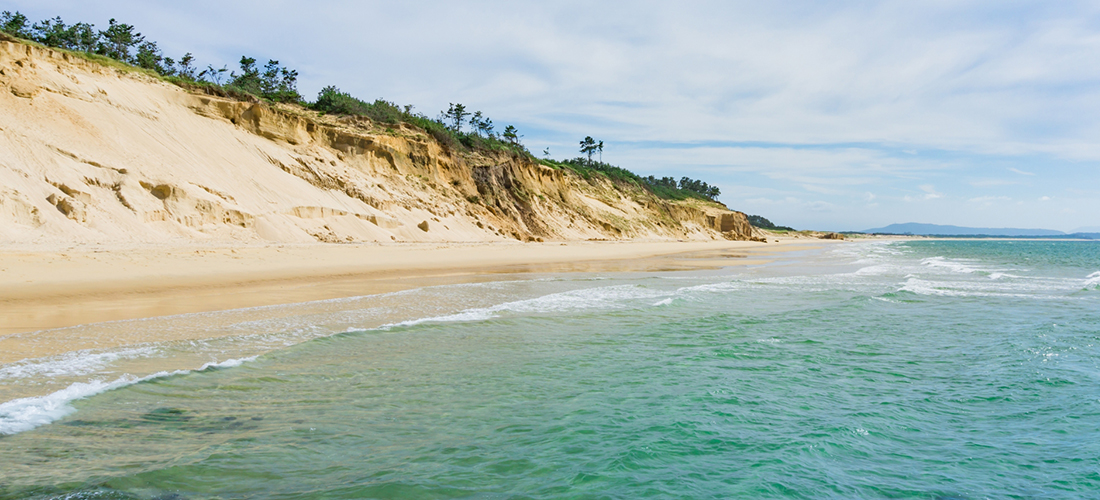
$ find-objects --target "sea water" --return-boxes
[1,240,1098,499]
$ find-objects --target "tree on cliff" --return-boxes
[443,104,470,133]
[470,111,495,137]
[200,64,228,85]
[579,136,598,163]
[30,17,97,52]
[477,115,494,137]
[174,53,199,80]
[0,11,31,38]
[503,125,521,145]
[228,57,300,102]
[640,175,720,201]
[747,215,794,231]
[678,177,721,200]
[134,40,166,74]
[97,19,143,62]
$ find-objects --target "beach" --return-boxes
[0,238,824,362]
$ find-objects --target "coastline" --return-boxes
[0,238,832,363]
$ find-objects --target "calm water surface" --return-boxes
[2,240,1099,499]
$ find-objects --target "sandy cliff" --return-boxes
[0,38,751,246]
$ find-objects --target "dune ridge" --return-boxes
[0,37,753,246]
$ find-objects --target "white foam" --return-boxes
[197,356,258,371]
[0,377,138,435]
[390,309,496,328]
[898,275,1085,299]
[0,346,160,381]
[921,256,980,274]
[1085,271,1100,288]
[675,281,751,294]
[899,277,953,296]
[384,285,668,328]
[653,298,674,306]
[0,356,257,436]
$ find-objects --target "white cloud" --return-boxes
[1009,167,1036,176]
[919,184,943,199]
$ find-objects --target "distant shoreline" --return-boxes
[850,234,1098,241]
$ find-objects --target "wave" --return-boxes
[1085,271,1100,289]
[920,256,983,274]
[0,356,257,436]
[919,256,1024,279]
[384,280,772,329]
[898,276,1090,299]
[0,346,160,381]
[384,285,669,328]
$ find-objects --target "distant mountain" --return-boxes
[861,223,1066,237]
[1073,226,1100,233]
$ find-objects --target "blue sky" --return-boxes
[9,1,1100,231]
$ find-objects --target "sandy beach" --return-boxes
[0,238,830,363]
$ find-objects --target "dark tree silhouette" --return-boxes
[98,18,143,62]
[443,103,469,133]
[579,136,598,163]
[503,125,520,144]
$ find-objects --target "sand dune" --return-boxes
[0,37,750,247]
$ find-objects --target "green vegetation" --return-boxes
[532,138,721,201]
[0,10,299,102]
[2,9,726,204]
[541,157,720,202]
[223,57,300,103]
[579,136,603,163]
[442,103,470,133]
[641,175,720,200]
[311,87,525,154]
[747,215,794,231]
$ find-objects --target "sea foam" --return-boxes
[1085,271,1100,289]
[383,285,668,328]
[0,356,257,436]
[0,346,160,381]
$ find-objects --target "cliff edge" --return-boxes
[0,38,751,246]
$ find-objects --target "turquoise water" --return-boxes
[2,240,1099,499]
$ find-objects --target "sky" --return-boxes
[8,1,1100,231]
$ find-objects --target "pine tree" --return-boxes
[98,18,143,62]
[503,125,520,144]
[579,136,598,163]
[443,103,469,133]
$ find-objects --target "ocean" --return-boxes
[1,240,1098,499]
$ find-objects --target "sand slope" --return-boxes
[0,38,751,246]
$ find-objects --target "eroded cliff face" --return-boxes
[0,38,750,246]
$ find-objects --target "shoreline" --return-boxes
[0,239,833,363]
